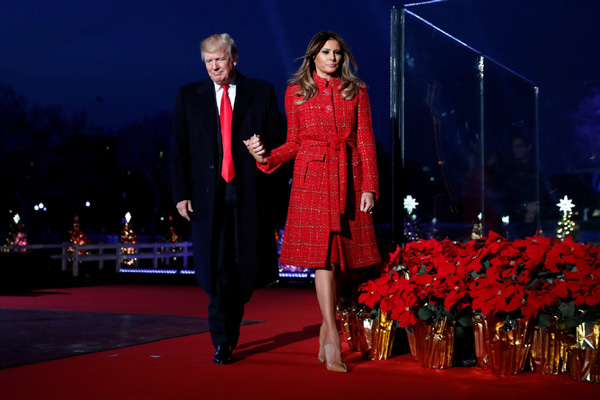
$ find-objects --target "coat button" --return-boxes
[205,187,210,193]
[209,164,214,169]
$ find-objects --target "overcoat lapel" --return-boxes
[231,72,252,138]
[196,80,221,158]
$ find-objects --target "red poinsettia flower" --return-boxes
[470,276,527,317]
[521,293,546,320]
[571,266,600,307]
[454,240,485,274]
[440,275,469,311]
[578,289,600,307]
[358,283,382,310]
[358,275,388,309]
[522,280,557,320]
[553,278,570,299]
[384,244,402,272]
[358,232,599,329]
[513,235,553,268]
[390,295,419,327]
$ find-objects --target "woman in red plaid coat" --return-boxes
[245,31,380,373]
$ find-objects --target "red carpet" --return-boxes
[1,283,598,399]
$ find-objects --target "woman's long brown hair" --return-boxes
[288,31,363,103]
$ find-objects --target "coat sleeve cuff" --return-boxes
[256,157,280,174]
[362,188,380,201]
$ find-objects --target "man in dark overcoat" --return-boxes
[170,33,286,364]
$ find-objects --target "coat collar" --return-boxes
[312,70,341,91]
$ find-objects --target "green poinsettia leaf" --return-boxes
[538,312,552,328]
[418,307,433,321]
[559,301,576,319]
[537,270,557,279]
[565,318,580,330]
[525,277,539,290]
[442,306,457,320]
[516,263,525,277]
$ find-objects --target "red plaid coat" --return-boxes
[260,73,381,270]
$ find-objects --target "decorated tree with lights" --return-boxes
[164,215,180,244]
[164,215,182,264]
[4,213,27,251]
[67,215,88,256]
[120,212,137,266]
[555,195,577,240]
[403,195,427,241]
[470,213,483,240]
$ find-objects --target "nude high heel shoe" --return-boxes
[318,325,326,362]
[318,343,326,363]
[324,344,347,373]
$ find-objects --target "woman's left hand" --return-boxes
[360,192,375,214]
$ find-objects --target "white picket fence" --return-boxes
[1,242,193,277]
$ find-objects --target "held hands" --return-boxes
[360,192,375,214]
[243,134,268,164]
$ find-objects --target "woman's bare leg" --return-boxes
[315,263,346,371]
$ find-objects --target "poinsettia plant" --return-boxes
[359,238,478,328]
[359,231,600,329]
[467,232,562,324]
[537,236,600,329]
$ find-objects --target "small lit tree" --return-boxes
[555,195,576,240]
[120,212,137,266]
[4,213,27,251]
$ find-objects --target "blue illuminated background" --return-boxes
[2,0,599,238]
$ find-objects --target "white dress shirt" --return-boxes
[214,80,236,114]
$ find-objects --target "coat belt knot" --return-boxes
[326,137,356,232]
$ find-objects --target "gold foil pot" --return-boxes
[355,311,375,359]
[529,324,569,375]
[337,308,394,360]
[413,317,455,369]
[405,325,418,359]
[338,309,359,351]
[472,313,488,367]
[482,315,534,375]
[371,310,396,360]
[567,320,600,383]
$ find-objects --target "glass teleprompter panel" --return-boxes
[391,6,539,241]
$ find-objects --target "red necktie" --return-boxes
[220,84,234,182]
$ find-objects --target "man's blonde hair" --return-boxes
[200,33,238,62]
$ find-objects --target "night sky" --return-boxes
[2,0,599,175]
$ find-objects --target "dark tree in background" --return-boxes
[0,85,30,219]
[0,85,90,240]
[117,111,174,238]
[51,133,121,237]
[1,85,176,243]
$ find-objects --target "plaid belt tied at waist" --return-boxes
[306,137,357,232]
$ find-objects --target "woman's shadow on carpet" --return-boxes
[235,323,321,358]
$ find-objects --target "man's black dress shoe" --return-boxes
[213,345,233,365]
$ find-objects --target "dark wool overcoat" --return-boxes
[171,71,287,295]
[259,73,381,270]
